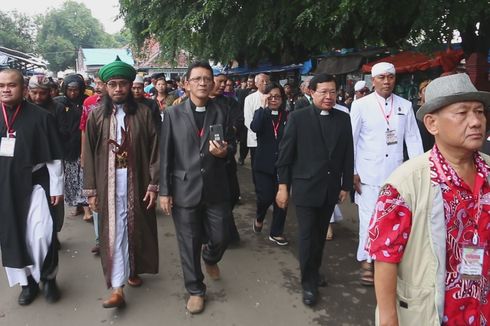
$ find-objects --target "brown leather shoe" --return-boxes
[186,295,205,314]
[102,292,125,308]
[128,275,143,287]
[205,263,220,280]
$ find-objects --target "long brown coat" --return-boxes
[83,102,159,287]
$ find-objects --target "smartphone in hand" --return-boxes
[209,124,224,144]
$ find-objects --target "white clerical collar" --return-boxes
[271,110,279,115]
[320,110,329,116]
[196,106,206,112]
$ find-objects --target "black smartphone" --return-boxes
[209,124,224,143]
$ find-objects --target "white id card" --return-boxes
[0,137,15,157]
[385,129,398,145]
[460,245,484,280]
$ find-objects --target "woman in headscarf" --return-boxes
[54,74,91,220]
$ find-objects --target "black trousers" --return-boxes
[238,126,249,161]
[295,201,335,292]
[172,201,231,295]
[254,170,287,237]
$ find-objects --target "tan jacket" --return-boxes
[375,151,490,325]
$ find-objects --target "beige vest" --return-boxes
[375,151,490,325]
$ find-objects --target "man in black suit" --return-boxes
[159,62,235,314]
[275,74,354,306]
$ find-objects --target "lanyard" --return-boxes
[432,153,484,245]
[2,103,21,136]
[271,111,282,139]
[375,95,394,129]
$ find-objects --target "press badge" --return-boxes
[460,243,485,280]
[0,136,16,157]
[385,129,398,145]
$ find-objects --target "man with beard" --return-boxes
[0,69,64,305]
[83,57,160,308]
[27,75,65,240]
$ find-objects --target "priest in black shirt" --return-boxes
[276,74,354,307]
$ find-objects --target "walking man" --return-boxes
[0,69,64,305]
[160,61,235,314]
[276,74,354,306]
[83,57,160,308]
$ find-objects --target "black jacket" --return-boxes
[250,107,287,175]
[276,105,354,207]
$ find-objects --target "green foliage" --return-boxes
[36,0,119,72]
[119,0,488,66]
[0,11,37,53]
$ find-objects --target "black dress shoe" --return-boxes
[43,279,61,303]
[302,290,317,306]
[18,276,39,306]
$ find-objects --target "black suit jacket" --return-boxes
[276,105,354,207]
[159,98,235,207]
[294,96,310,111]
[250,107,288,175]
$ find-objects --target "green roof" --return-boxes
[81,48,134,66]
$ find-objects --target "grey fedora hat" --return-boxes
[416,73,490,121]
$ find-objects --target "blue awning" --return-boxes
[225,63,303,76]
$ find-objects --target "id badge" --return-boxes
[385,129,398,145]
[0,137,15,157]
[460,243,485,280]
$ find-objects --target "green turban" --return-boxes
[99,56,136,83]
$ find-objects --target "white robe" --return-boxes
[5,160,63,287]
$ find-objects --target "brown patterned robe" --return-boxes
[82,102,159,288]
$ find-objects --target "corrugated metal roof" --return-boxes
[81,48,134,66]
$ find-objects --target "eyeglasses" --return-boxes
[106,80,130,89]
[269,95,282,100]
[188,76,213,84]
[314,90,336,97]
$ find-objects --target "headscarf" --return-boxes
[62,73,86,95]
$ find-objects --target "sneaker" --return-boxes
[269,235,289,246]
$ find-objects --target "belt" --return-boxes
[116,152,128,169]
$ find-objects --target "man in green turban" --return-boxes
[83,57,160,308]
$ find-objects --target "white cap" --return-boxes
[371,62,396,77]
[354,80,366,91]
[133,75,144,84]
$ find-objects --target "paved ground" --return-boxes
[0,160,376,326]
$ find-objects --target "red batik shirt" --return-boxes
[367,145,490,326]
[80,94,102,131]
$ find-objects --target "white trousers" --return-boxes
[355,184,380,262]
[111,168,129,288]
[5,185,53,287]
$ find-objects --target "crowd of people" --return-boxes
[0,56,489,325]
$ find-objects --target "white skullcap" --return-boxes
[371,62,396,77]
[133,75,144,84]
[354,80,366,91]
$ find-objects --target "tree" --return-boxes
[119,0,488,66]
[37,0,119,72]
[0,10,37,53]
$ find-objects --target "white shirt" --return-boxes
[351,91,423,186]
[243,91,263,148]
[115,104,126,145]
